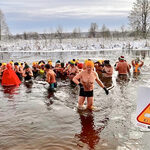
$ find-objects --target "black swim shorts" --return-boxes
[79,87,93,97]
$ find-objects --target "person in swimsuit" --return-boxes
[101,60,113,88]
[45,64,57,91]
[14,62,23,81]
[32,62,39,79]
[0,63,7,81]
[0,63,2,81]
[115,56,131,82]
[73,60,109,110]
[131,58,144,76]
[64,60,79,85]
[22,64,33,81]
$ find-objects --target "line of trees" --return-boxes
[12,24,138,41]
[13,25,126,41]
[1,0,150,41]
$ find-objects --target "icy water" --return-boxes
[0,50,150,150]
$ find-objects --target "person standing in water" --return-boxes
[14,62,23,81]
[0,63,7,81]
[22,63,33,81]
[0,63,3,81]
[131,58,144,76]
[115,56,131,82]
[73,60,109,110]
[101,60,113,88]
[45,64,57,91]
[64,60,79,85]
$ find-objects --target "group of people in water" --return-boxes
[0,56,144,110]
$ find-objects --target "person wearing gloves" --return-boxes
[73,60,109,110]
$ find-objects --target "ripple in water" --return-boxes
[0,51,150,150]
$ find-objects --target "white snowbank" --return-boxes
[0,38,150,52]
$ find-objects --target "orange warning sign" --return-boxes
[137,103,150,125]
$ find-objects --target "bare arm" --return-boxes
[29,68,33,76]
[19,67,24,74]
[131,60,135,66]
[95,72,104,88]
[0,68,2,75]
[95,72,109,95]
[105,67,113,75]
[72,73,81,85]
[76,67,79,74]
[22,70,26,77]
[115,63,119,71]
[139,61,144,67]
[63,65,70,72]
[46,72,51,83]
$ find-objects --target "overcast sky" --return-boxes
[0,0,135,34]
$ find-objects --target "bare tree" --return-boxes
[89,23,98,38]
[121,25,127,39]
[56,26,63,43]
[0,9,10,40]
[128,0,150,39]
[101,24,111,39]
[72,27,81,38]
[23,32,28,40]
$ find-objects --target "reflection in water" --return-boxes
[43,85,56,107]
[24,81,33,93]
[0,51,149,150]
[45,90,54,106]
[76,111,108,150]
[2,86,19,99]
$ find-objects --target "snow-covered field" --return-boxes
[0,38,150,51]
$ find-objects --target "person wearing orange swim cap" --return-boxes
[73,60,109,110]
[131,58,144,76]
[86,60,94,68]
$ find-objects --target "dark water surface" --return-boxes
[0,50,150,150]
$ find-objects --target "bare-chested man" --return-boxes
[115,56,131,81]
[45,64,57,91]
[64,60,79,84]
[73,60,109,110]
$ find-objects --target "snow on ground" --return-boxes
[0,38,150,51]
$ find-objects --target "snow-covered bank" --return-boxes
[0,38,150,51]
